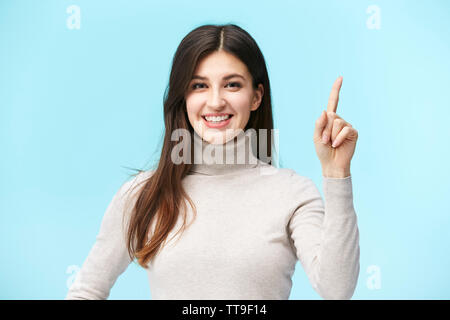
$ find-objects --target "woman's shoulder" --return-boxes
[261,165,314,184]
[119,169,156,203]
[266,167,318,194]
[256,167,321,210]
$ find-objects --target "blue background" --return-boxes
[1,0,449,299]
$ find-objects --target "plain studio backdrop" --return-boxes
[1,0,449,299]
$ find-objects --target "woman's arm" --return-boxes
[287,173,360,300]
[65,176,140,299]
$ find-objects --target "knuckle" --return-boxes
[334,118,344,125]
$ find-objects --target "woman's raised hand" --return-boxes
[313,76,358,178]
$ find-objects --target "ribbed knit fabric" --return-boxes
[65,130,360,300]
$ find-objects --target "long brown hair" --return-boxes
[124,24,275,268]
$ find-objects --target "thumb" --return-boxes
[314,110,327,141]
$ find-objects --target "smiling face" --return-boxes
[185,50,264,144]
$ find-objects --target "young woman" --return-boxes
[65,24,360,300]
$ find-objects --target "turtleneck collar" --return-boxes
[188,129,264,176]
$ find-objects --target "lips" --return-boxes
[201,113,233,118]
[201,114,233,128]
[201,114,234,122]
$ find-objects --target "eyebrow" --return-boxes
[191,73,246,81]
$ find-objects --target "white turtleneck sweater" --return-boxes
[65,130,360,300]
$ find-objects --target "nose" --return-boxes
[206,86,226,109]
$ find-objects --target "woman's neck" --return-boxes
[188,129,263,176]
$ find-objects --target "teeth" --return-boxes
[204,115,231,122]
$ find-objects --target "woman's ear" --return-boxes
[250,84,264,111]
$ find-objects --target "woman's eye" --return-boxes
[192,83,205,89]
[226,82,242,88]
[191,82,242,90]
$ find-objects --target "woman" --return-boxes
[65,24,360,300]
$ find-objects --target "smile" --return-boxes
[202,114,233,128]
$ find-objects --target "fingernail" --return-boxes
[332,140,337,148]
[322,133,328,144]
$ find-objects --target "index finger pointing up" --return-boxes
[327,76,343,113]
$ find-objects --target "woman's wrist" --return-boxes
[322,166,351,178]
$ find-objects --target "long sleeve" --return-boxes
[65,177,139,300]
[287,173,360,300]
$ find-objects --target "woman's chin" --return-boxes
[192,121,242,145]
[208,127,244,144]
[203,132,227,145]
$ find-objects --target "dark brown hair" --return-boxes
[124,23,275,268]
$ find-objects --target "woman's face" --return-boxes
[185,50,264,144]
